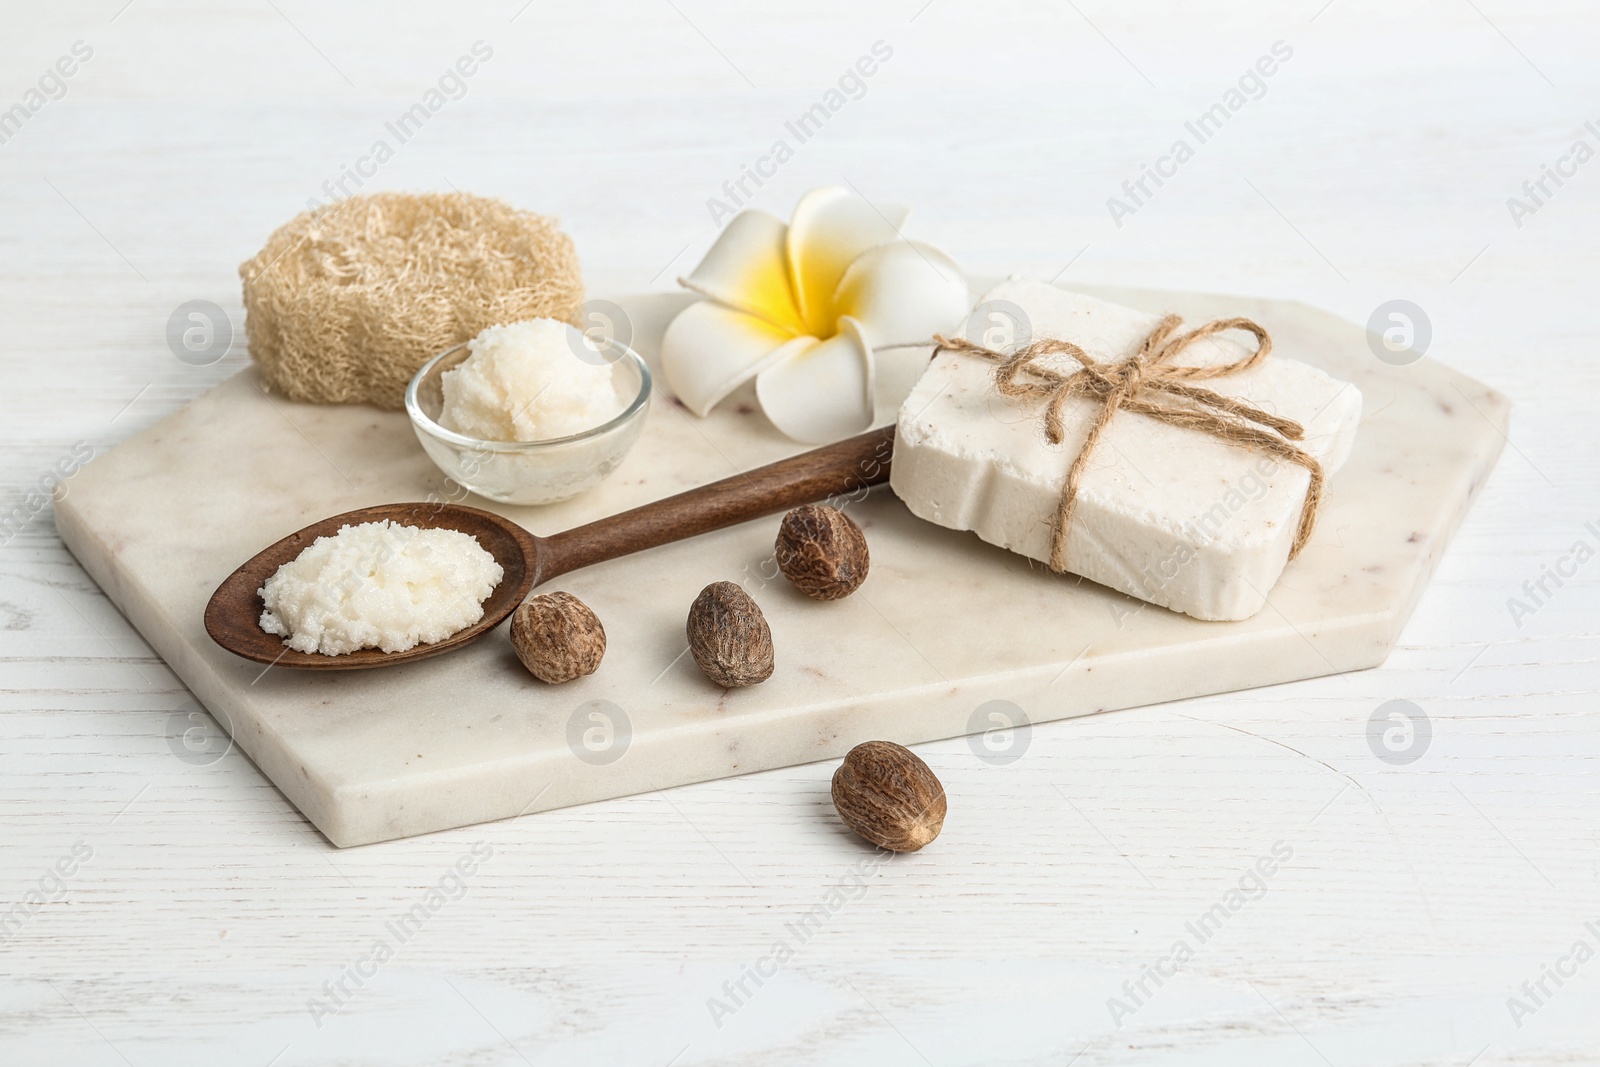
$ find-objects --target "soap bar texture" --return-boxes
[889,279,1363,621]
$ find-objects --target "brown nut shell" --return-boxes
[775,504,869,600]
[831,740,947,852]
[686,581,774,688]
[510,591,605,684]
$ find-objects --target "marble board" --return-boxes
[54,284,1509,847]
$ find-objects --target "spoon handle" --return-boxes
[536,425,895,583]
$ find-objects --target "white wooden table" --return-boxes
[3,2,1596,1063]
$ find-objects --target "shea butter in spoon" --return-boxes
[440,319,630,442]
[258,519,503,656]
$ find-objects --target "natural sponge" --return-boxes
[239,192,584,409]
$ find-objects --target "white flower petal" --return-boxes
[785,187,909,336]
[756,316,875,444]
[662,300,807,417]
[680,209,805,333]
[832,240,971,348]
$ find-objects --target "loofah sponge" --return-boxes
[239,192,584,409]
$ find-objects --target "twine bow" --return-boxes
[932,315,1325,574]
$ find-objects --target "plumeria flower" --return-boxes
[662,186,970,443]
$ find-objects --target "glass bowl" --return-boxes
[405,336,652,506]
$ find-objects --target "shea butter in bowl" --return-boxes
[406,319,651,505]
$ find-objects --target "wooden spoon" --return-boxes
[204,425,894,670]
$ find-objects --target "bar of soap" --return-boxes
[889,279,1363,621]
